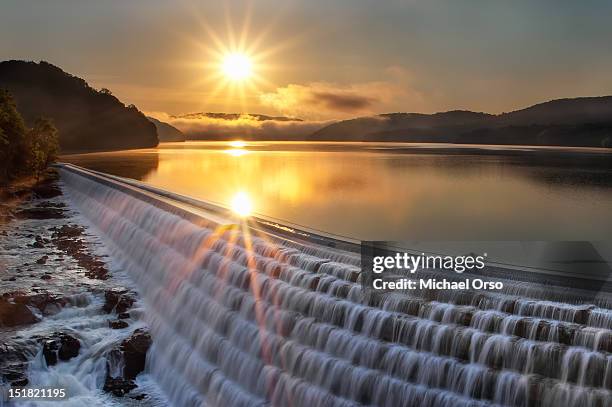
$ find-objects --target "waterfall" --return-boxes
[60,167,612,407]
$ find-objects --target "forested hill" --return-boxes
[310,97,612,147]
[0,60,158,152]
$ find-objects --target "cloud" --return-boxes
[146,111,334,140]
[310,91,375,111]
[259,68,420,120]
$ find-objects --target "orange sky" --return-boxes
[2,0,612,120]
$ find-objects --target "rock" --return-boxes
[51,225,109,280]
[31,182,62,199]
[2,363,29,386]
[103,290,135,314]
[0,344,34,387]
[103,376,137,397]
[12,292,67,315]
[109,320,129,329]
[102,329,151,397]
[32,240,45,248]
[0,299,39,327]
[36,256,48,264]
[121,329,151,380]
[42,333,80,366]
[36,201,66,209]
[41,274,52,280]
[15,207,65,219]
[117,312,130,320]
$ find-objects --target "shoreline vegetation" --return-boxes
[0,90,58,185]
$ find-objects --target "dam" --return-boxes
[55,163,612,407]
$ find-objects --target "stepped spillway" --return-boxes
[59,164,612,407]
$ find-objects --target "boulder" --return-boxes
[103,329,151,397]
[103,290,135,314]
[12,292,67,315]
[0,299,38,327]
[42,333,80,366]
[121,329,151,380]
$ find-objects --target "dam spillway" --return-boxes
[58,164,612,407]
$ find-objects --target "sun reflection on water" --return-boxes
[231,191,253,217]
[225,148,249,157]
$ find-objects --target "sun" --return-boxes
[183,9,299,111]
[222,53,253,81]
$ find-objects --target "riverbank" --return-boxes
[0,170,164,405]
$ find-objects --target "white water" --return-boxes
[58,168,612,407]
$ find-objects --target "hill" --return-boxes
[311,97,612,147]
[0,60,158,152]
[147,117,185,142]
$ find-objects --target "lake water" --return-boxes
[62,141,612,241]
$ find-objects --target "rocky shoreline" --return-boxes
[0,169,157,403]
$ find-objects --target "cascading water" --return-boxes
[59,167,612,407]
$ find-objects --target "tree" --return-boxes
[0,90,59,182]
[0,90,28,181]
[27,118,59,180]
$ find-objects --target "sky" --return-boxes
[2,0,612,121]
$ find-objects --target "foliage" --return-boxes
[0,90,59,182]
[27,117,59,179]
[0,61,158,151]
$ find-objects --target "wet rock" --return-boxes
[103,290,135,314]
[40,274,52,280]
[36,255,49,264]
[118,312,130,320]
[42,333,81,366]
[36,201,66,209]
[121,329,151,380]
[102,329,152,398]
[103,377,137,397]
[0,342,35,387]
[12,292,67,315]
[31,176,62,199]
[108,320,129,329]
[51,225,109,280]
[15,207,66,219]
[0,298,39,327]
[2,363,29,386]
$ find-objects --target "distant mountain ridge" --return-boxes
[311,96,612,147]
[0,60,158,151]
[147,117,185,142]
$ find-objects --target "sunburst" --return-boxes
[169,2,305,113]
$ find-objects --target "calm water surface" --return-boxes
[62,141,612,240]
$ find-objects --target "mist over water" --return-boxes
[63,141,612,241]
